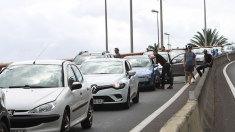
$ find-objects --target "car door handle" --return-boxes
[80,92,82,95]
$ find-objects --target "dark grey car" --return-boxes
[0,89,10,132]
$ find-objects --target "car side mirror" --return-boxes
[154,64,158,67]
[129,71,136,76]
[71,82,82,90]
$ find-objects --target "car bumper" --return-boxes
[10,114,62,132]
[93,87,129,104]
[138,78,154,88]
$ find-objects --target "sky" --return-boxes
[0,0,235,63]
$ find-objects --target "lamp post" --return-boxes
[130,0,133,53]
[151,9,160,49]
[105,0,108,51]
[164,33,170,49]
[204,0,207,46]
[160,0,164,49]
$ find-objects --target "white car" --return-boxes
[80,59,139,109]
[0,60,93,132]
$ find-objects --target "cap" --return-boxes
[188,45,192,49]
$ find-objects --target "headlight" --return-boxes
[29,102,57,113]
[113,83,126,89]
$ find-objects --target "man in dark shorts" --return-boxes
[196,49,213,77]
[114,48,121,58]
[149,50,173,89]
[183,45,196,84]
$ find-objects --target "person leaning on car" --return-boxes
[196,49,213,77]
[149,50,173,89]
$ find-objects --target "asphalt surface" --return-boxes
[215,61,235,132]
[70,71,199,132]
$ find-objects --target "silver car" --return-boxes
[0,60,93,132]
[80,59,139,109]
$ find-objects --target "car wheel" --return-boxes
[132,85,139,103]
[155,76,160,88]
[123,89,131,109]
[150,77,156,91]
[60,110,70,132]
[0,121,8,132]
[81,103,93,129]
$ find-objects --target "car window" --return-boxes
[67,65,77,87]
[126,61,132,70]
[73,55,105,65]
[0,65,63,88]
[80,61,123,74]
[71,65,83,82]
[126,58,152,68]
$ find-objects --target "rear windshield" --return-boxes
[0,65,63,88]
[126,58,152,68]
[73,55,105,65]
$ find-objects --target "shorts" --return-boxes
[185,65,194,72]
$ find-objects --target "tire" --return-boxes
[0,121,8,132]
[132,86,139,103]
[150,77,156,91]
[123,89,131,109]
[60,110,70,132]
[81,103,93,129]
[156,77,160,88]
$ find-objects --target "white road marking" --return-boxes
[223,61,235,98]
[130,74,199,132]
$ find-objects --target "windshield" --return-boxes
[224,46,233,50]
[169,50,184,58]
[73,55,105,65]
[0,65,63,88]
[157,53,168,60]
[126,58,152,68]
[80,61,123,74]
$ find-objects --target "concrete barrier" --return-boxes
[160,53,235,132]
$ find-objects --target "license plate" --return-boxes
[94,99,104,104]
[11,129,27,132]
[139,78,148,82]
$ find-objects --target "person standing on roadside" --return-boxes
[114,48,121,58]
[149,50,173,89]
[183,47,196,83]
[196,49,213,77]
[183,46,196,84]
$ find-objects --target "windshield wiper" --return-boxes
[9,85,47,88]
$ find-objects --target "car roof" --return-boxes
[83,58,125,63]
[10,60,66,66]
[124,55,149,59]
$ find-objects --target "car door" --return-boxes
[71,65,89,116]
[125,61,135,98]
[67,65,83,120]
[168,53,185,76]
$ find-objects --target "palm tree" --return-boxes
[148,43,159,51]
[188,28,230,47]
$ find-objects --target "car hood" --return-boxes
[83,74,124,86]
[2,88,64,110]
[132,67,153,76]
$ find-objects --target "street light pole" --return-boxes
[130,0,133,53]
[105,0,108,51]
[160,0,164,49]
[204,0,207,46]
[164,33,170,46]
[151,9,160,49]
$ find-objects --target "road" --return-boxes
[70,72,199,132]
[215,61,235,132]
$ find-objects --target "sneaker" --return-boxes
[167,86,173,89]
[157,86,165,89]
[192,80,196,83]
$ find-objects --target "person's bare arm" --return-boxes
[183,57,186,67]
[194,58,196,68]
[148,55,156,60]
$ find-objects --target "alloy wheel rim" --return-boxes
[88,105,93,125]
[64,114,70,132]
